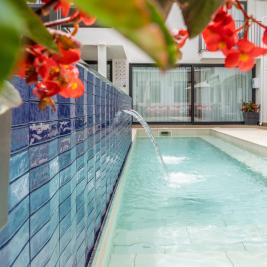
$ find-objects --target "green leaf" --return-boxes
[0,81,22,115]
[177,0,223,37]
[10,0,57,52]
[0,0,24,87]
[153,0,175,18]
[73,0,178,69]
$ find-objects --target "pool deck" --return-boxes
[133,125,267,149]
[213,128,267,149]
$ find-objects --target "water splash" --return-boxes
[123,109,168,176]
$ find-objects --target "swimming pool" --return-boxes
[92,134,267,267]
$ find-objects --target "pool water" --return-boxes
[104,137,267,267]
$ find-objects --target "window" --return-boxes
[131,64,253,123]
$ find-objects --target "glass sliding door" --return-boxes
[132,66,191,122]
[131,65,253,123]
[194,67,252,122]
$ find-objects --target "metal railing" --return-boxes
[199,20,263,53]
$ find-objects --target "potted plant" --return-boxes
[241,102,260,125]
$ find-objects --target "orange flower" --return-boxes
[263,28,267,46]
[52,48,81,64]
[42,0,71,17]
[59,78,84,98]
[203,8,237,55]
[225,39,267,71]
[174,29,189,48]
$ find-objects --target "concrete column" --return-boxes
[260,13,267,125]
[0,110,11,229]
[260,56,267,125]
[97,44,107,78]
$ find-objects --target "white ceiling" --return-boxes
[81,45,126,61]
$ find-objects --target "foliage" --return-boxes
[0,81,22,115]
[0,0,267,114]
[203,1,267,71]
[241,102,260,113]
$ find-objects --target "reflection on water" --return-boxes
[167,172,204,188]
[162,156,188,165]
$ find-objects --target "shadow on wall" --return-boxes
[0,63,132,267]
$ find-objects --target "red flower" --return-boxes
[52,48,80,64]
[33,81,61,98]
[42,0,71,17]
[263,28,267,46]
[59,78,84,98]
[174,29,189,48]
[225,39,267,71]
[225,0,236,9]
[203,8,237,54]
[79,12,96,26]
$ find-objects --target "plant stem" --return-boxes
[44,13,80,27]
[36,0,58,16]
[235,0,267,29]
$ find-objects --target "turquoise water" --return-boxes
[106,137,267,267]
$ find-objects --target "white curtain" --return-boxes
[194,67,252,122]
[132,67,191,122]
[132,66,252,123]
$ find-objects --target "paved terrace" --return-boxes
[133,125,267,149]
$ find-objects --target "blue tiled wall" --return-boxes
[0,64,132,267]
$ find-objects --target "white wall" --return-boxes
[76,0,267,123]
[76,4,219,64]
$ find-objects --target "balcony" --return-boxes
[199,20,262,59]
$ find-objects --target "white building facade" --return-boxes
[76,0,267,125]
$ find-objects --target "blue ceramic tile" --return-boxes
[9,150,29,182]
[75,117,85,130]
[76,130,84,144]
[59,150,71,171]
[30,212,58,259]
[0,197,29,247]
[29,162,50,191]
[59,211,71,237]
[59,165,72,186]
[77,65,84,81]
[76,155,85,171]
[30,182,51,214]
[57,95,75,104]
[76,142,84,157]
[11,126,29,153]
[59,181,71,203]
[58,104,70,119]
[49,106,58,121]
[49,138,59,160]
[29,123,50,145]
[10,76,29,101]
[12,242,30,267]
[75,104,84,117]
[87,72,94,84]
[31,226,59,267]
[50,157,59,178]
[58,135,71,153]
[46,239,59,267]
[30,201,50,236]
[59,196,71,220]
[9,173,29,211]
[12,102,29,126]
[0,220,29,267]
[2,67,132,267]
[49,121,58,139]
[59,120,71,136]
[29,143,49,168]
[29,103,50,122]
